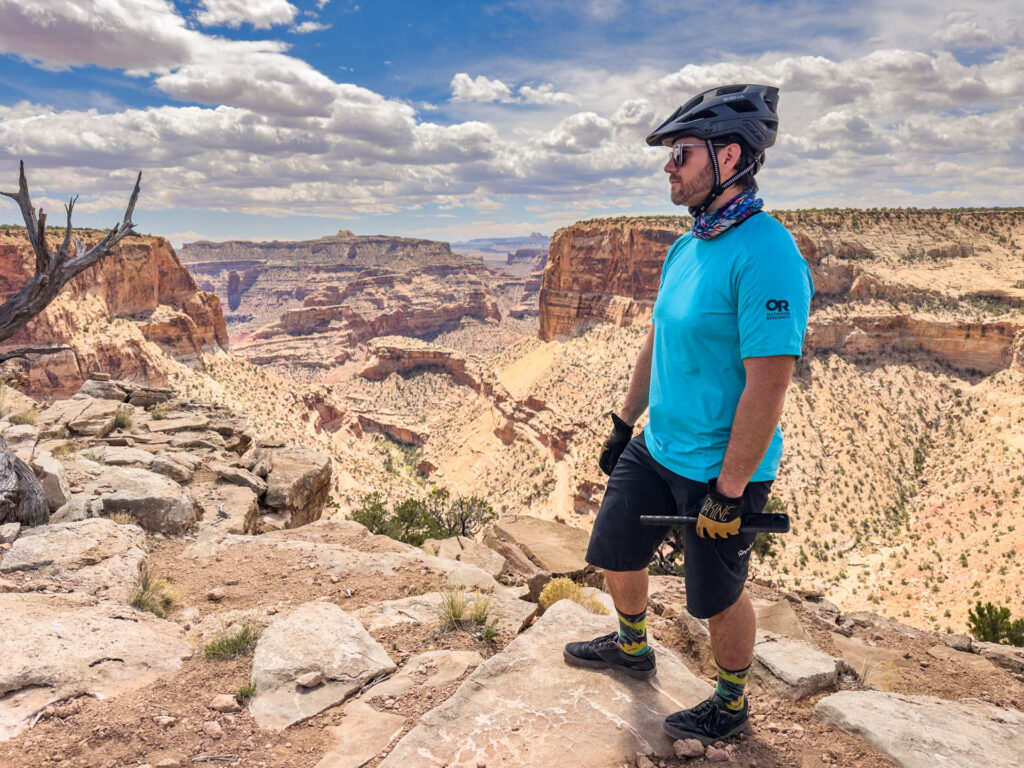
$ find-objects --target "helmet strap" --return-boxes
[688,139,758,217]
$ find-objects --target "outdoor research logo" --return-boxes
[765,299,790,320]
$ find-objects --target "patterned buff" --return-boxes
[690,188,764,240]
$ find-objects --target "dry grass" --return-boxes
[129,564,182,619]
[538,577,609,615]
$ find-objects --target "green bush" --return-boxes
[351,488,495,546]
[967,601,1024,646]
[204,622,263,660]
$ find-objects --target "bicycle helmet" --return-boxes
[647,84,780,215]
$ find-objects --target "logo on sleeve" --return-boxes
[765,299,790,320]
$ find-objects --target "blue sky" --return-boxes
[1,1,1022,246]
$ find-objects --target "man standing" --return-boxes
[563,84,813,745]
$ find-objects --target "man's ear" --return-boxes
[719,142,742,175]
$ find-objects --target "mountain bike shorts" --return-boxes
[585,431,773,619]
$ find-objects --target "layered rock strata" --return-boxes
[0,230,228,398]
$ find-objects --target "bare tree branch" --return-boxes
[0,345,72,363]
[0,435,48,526]
[0,162,141,345]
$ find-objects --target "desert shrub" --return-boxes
[113,409,133,430]
[108,511,139,526]
[351,488,495,547]
[50,443,75,460]
[538,577,609,615]
[8,408,38,426]
[130,565,182,618]
[204,622,263,660]
[436,590,496,637]
[967,601,1024,646]
[235,682,257,704]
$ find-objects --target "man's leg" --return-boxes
[708,589,756,671]
[604,568,649,614]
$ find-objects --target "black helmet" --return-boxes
[647,84,779,216]
[645,84,779,151]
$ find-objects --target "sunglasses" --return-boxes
[668,142,707,168]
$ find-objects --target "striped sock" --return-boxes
[615,606,650,656]
[714,662,750,711]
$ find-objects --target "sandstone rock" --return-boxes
[314,701,406,768]
[0,423,38,448]
[755,600,811,643]
[481,525,542,580]
[30,452,71,512]
[830,633,911,692]
[202,720,223,739]
[941,633,973,652]
[356,588,534,637]
[753,634,847,700]
[296,671,324,689]
[210,695,241,713]
[147,415,210,433]
[260,446,332,528]
[150,453,195,484]
[216,464,268,495]
[378,600,712,767]
[41,397,128,438]
[78,379,129,401]
[422,535,506,579]
[195,482,259,536]
[169,431,226,451]
[974,641,1024,674]
[705,745,729,762]
[491,515,589,575]
[0,522,19,545]
[366,650,485,700]
[50,494,105,524]
[98,467,201,534]
[249,602,395,730]
[814,690,1024,768]
[0,592,191,740]
[128,386,174,408]
[674,738,705,758]
[0,518,146,601]
[97,446,156,467]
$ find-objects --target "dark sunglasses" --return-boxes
[668,142,707,168]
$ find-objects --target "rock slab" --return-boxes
[314,701,406,768]
[815,690,1024,768]
[249,602,395,730]
[492,515,589,575]
[378,599,712,767]
[753,634,847,700]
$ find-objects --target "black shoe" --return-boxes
[663,694,749,745]
[563,632,656,680]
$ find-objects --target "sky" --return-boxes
[0,0,1022,246]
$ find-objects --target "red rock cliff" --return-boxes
[0,229,229,398]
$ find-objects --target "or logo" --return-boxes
[765,299,790,320]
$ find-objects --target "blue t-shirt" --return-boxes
[644,212,814,482]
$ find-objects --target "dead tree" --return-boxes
[0,162,141,525]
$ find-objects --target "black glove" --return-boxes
[598,413,634,476]
[696,479,743,539]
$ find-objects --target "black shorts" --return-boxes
[585,431,773,620]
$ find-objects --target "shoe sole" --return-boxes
[662,716,749,745]
[562,648,656,680]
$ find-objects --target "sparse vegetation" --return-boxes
[129,565,182,619]
[967,601,1024,646]
[113,409,133,430]
[203,622,263,660]
[350,488,495,546]
[7,408,38,426]
[538,577,609,615]
[235,682,257,705]
[107,511,139,526]
[436,589,498,638]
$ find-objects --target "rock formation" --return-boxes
[0,229,228,399]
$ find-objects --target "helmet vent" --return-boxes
[715,85,745,96]
[725,100,758,113]
[687,108,718,121]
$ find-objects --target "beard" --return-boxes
[669,161,714,207]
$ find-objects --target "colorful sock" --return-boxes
[714,661,750,711]
[615,606,650,656]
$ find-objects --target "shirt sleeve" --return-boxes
[735,236,814,359]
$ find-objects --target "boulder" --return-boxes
[491,516,590,575]
[378,600,712,767]
[97,446,156,467]
[815,690,1024,768]
[0,592,191,741]
[0,518,146,601]
[830,632,912,691]
[260,446,332,528]
[481,525,542,579]
[0,522,19,545]
[78,379,129,401]
[97,467,201,534]
[39,397,127,438]
[755,600,811,642]
[150,452,196,484]
[753,634,848,700]
[249,602,395,730]
[169,431,226,450]
[314,701,406,768]
[30,452,71,512]
[974,641,1024,674]
[216,465,268,496]
[422,535,506,578]
[194,482,259,535]
[127,386,174,408]
[365,650,485,700]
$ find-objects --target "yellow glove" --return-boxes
[696,479,743,539]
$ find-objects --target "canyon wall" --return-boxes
[538,209,1024,374]
[0,230,228,398]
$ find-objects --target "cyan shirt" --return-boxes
[644,212,814,482]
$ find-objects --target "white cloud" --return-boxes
[291,20,331,33]
[450,73,514,103]
[195,0,298,30]
[519,83,577,105]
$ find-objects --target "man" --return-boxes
[563,84,813,745]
